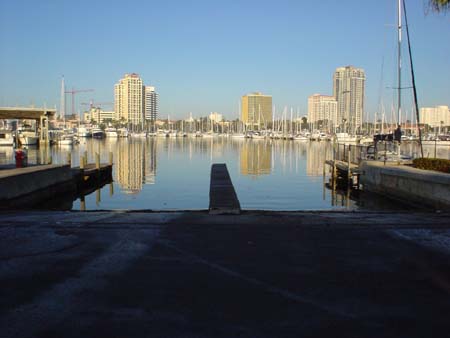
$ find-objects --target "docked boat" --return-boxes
[335,132,358,144]
[0,130,15,146]
[92,127,105,139]
[294,134,309,141]
[57,134,75,145]
[77,126,92,138]
[105,127,119,138]
[19,131,39,145]
[118,128,129,138]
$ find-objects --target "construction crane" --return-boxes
[65,88,94,117]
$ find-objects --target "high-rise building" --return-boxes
[241,92,272,127]
[420,105,450,127]
[333,66,365,132]
[144,86,158,121]
[307,94,337,126]
[114,73,144,126]
[209,112,223,123]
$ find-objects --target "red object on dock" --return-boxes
[15,149,28,168]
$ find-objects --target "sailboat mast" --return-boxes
[397,0,402,125]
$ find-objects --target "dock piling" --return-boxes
[109,152,113,166]
[95,153,100,170]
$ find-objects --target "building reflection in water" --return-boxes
[240,140,272,178]
[115,139,157,194]
[306,141,332,176]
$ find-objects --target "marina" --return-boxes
[1,136,448,211]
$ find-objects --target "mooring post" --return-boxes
[347,145,351,188]
[95,153,100,170]
[80,195,86,211]
[84,150,88,167]
[109,151,113,166]
[66,153,71,166]
[48,156,52,164]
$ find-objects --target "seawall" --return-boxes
[359,160,450,209]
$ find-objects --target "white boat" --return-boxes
[252,132,266,139]
[335,132,358,144]
[105,127,119,138]
[77,126,92,138]
[294,134,309,141]
[0,130,14,146]
[19,131,39,145]
[231,133,246,139]
[57,134,74,145]
[118,128,129,138]
[92,128,105,139]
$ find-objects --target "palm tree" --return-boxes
[429,0,449,12]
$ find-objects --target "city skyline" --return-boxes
[0,0,449,120]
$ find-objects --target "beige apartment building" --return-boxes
[241,92,272,127]
[420,105,450,128]
[333,66,365,132]
[114,73,144,126]
[84,107,116,124]
[307,94,337,127]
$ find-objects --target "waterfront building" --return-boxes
[241,92,272,128]
[209,112,223,123]
[144,86,159,121]
[114,73,144,126]
[420,105,450,128]
[84,107,116,124]
[307,94,337,129]
[333,66,365,133]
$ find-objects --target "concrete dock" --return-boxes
[0,163,112,209]
[0,210,449,337]
[209,163,241,214]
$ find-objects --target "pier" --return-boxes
[209,163,241,214]
[0,158,112,209]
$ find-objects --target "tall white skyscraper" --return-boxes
[144,86,158,121]
[333,66,365,132]
[114,73,144,126]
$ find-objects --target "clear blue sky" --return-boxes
[0,0,449,120]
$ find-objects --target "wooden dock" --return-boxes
[325,160,361,189]
[209,164,241,214]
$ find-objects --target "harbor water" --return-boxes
[0,138,448,211]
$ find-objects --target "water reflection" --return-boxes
[240,140,272,177]
[0,138,448,210]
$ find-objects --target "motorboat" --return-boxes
[0,130,15,146]
[92,127,105,139]
[77,126,92,138]
[19,131,39,145]
[105,127,119,138]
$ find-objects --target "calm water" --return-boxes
[0,138,448,211]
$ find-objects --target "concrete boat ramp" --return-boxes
[1,209,449,337]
